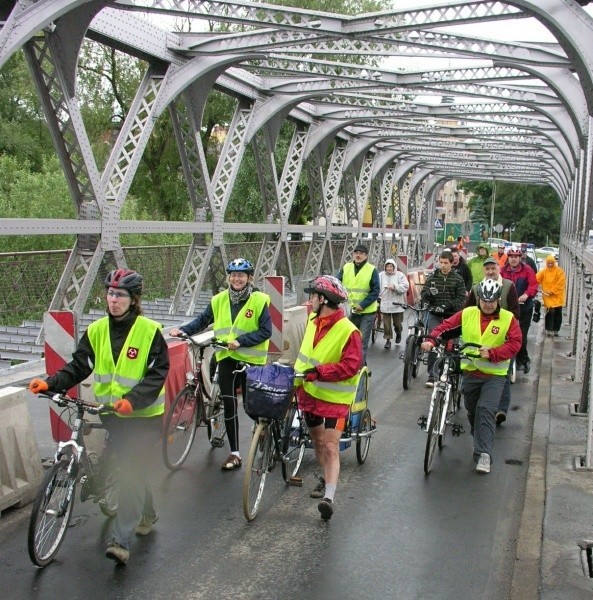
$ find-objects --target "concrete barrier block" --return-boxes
[0,386,43,513]
[278,305,308,365]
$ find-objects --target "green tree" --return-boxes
[459,180,561,246]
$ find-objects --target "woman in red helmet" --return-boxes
[295,275,363,520]
[29,268,170,565]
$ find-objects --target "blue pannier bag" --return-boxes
[245,363,295,420]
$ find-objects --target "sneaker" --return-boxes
[318,498,334,520]
[310,476,325,499]
[135,513,159,536]
[425,377,435,388]
[384,340,391,349]
[106,541,129,565]
[395,333,402,344]
[495,411,506,426]
[476,453,491,474]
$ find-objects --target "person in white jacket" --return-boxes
[378,259,410,348]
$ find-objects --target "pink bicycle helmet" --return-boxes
[304,275,348,305]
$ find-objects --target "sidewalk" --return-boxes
[512,324,593,599]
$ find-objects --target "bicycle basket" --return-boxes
[245,363,295,420]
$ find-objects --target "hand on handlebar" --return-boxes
[113,398,133,415]
[29,378,48,394]
[303,368,319,382]
[169,328,184,337]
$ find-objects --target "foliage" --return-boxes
[459,180,561,246]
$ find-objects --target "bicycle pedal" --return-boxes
[417,415,427,429]
[210,437,225,448]
[451,423,465,436]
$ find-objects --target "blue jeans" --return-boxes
[463,374,506,462]
[350,311,374,364]
[497,361,514,414]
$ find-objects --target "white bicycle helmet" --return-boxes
[477,278,502,301]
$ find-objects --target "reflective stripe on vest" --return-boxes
[460,307,512,376]
[87,316,165,418]
[294,314,361,404]
[342,262,377,314]
[211,290,270,365]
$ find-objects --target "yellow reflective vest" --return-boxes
[87,315,165,418]
[460,306,512,376]
[342,262,377,314]
[211,290,270,365]
[295,314,361,405]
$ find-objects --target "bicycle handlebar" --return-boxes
[393,302,429,312]
[37,392,115,414]
[418,335,482,358]
[172,332,229,350]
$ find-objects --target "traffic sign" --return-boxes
[434,218,444,229]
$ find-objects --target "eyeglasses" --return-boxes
[107,290,130,299]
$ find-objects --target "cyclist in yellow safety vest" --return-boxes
[337,244,380,364]
[420,278,522,475]
[169,258,271,472]
[295,275,363,521]
[29,269,170,565]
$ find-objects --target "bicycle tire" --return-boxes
[243,421,272,522]
[162,385,200,470]
[411,332,421,378]
[98,470,119,518]
[206,381,227,448]
[28,460,76,567]
[403,334,417,390]
[424,391,444,475]
[356,408,372,464]
[281,403,307,482]
[509,358,516,384]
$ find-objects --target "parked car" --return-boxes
[536,246,559,261]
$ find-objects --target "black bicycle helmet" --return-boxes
[104,268,143,295]
[477,278,502,301]
[226,258,254,274]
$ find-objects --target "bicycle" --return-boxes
[371,305,382,344]
[28,393,118,567]
[417,337,481,475]
[395,301,429,390]
[162,334,229,470]
[242,365,375,522]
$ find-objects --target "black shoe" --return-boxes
[310,476,325,499]
[384,340,391,349]
[523,359,530,374]
[318,498,334,521]
[395,333,402,344]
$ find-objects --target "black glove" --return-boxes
[303,368,319,382]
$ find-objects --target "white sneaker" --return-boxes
[476,453,491,474]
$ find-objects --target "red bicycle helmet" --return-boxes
[105,268,144,295]
[507,247,522,257]
[304,275,348,305]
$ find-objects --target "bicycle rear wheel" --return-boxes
[403,334,417,390]
[162,385,201,470]
[243,421,272,522]
[206,381,227,448]
[98,469,119,518]
[281,403,308,481]
[424,391,444,475]
[355,408,372,464]
[28,460,76,567]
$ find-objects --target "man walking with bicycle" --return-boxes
[420,279,521,474]
[296,276,363,520]
[29,269,169,565]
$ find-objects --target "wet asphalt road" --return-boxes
[0,327,540,600]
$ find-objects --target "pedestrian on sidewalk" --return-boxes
[29,269,170,565]
[378,258,409,348]
[295,275,363,521]
[420,279,522,474]
[536,254,566,336]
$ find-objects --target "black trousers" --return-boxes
[544,306,562,333]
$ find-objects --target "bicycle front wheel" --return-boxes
[162,385,201,470]
[243,421,272,522]
[281,403,308,481]
[28,460,76,567]
[206,382,227,448]
[403,334,417,390]
[424,391,444,475]
[356,408,372,464]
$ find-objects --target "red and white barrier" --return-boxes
[43,311,79,442]
[264,275,284,356]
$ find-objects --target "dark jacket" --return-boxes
[45,311,170,411]
[452,258,473,292]
[421,269,466,318]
